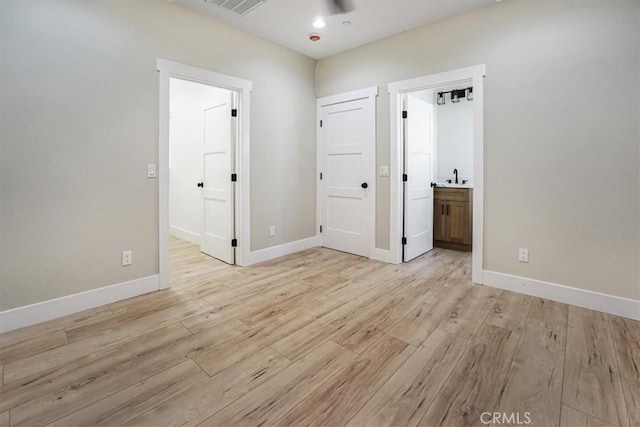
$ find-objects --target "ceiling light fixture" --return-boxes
[313,18,326,29]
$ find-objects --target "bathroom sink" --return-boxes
[437,183,473,189]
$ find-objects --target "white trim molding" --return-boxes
[483,270,640,321]
[244,236,321,266]
[0,275,160,334]
[388,65,486,284]
[373,248,394,263]
[317,86,378,260]
[157,58,253,286]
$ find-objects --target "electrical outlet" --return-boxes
[518,248,529,263]
[269,226,276,237]
[122,250,132,266]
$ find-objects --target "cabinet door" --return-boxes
[434,200,447,242]
[446,201,470,244]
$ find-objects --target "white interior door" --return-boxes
[201,92,235,264]
[320,98,374,258]
[403,94,435,262]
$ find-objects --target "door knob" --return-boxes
[197,182,204,188]
[361,182,368,189]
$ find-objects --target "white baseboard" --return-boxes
[243,236,320,266]
[483,270,640,321]
[170,226,201,246]
[0,275,160,334]
[373,248,395,264]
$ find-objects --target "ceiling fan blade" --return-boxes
[326,0,355,15]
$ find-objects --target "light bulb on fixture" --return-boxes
[437,92,445,105]
[466,87,474,101]
[452,92,460,103]
[313,18,326,28]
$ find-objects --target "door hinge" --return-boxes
[320,225,323,233]
[402,237,407,245]
[402,174,408,182]
[320,120,323,127]
[319,172,323,180]
[231,109,237,117]
[402,110,407,119]
[231,173,237,182]
[231,238,238,247]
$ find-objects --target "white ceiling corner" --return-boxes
[172,0,495,60]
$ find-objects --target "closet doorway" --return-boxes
[157,59,252,289]
[169,78,237,265]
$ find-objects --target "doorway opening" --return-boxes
[157,59,252,289]
[389,65,485,283]
[402,83,474,263]
[169,77,238,265]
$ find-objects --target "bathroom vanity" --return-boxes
[434,185,472,252]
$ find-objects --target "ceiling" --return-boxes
[172,0,496,60]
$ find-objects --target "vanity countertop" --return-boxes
[436,183,473,189]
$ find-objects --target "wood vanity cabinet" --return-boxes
[434,187,472,252]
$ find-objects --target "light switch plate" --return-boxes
[379,165,390,177]
[147,164,157,178]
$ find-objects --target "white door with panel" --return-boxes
[201,92,236,264]
[403,94,435,262]
[319,98,375,258]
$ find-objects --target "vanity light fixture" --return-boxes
[436,87,473,105]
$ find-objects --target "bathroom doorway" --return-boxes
[388,65,485,283]
[405,84,475,262]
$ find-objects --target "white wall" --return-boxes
[168,78,231,245]
[436,90,473,184]
[317,0,640,301]
[0,0,317,311]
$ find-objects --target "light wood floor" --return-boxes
[1,237,638,427]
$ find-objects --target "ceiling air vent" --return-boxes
[205,0,267,16]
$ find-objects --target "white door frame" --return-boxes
[388,65,485,283]
[157,58,252,289]
[317,86,378,259]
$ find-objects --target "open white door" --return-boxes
[319,97,375,258]
[201,92,235,264]
[403,94,435,262]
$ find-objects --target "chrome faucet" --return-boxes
[453,168,459,184]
